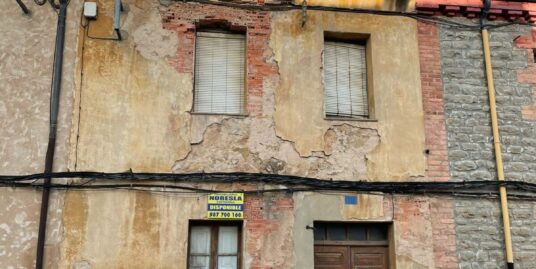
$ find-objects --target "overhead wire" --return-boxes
[2,172,536,200]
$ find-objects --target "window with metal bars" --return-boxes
[193,31,246,115]
[324,40,369,118]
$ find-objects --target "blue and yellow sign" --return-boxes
[207,193,244,219]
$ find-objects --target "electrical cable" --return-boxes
[3,172,536,200]
[4,181,536,200]
[16,0,31,14]
[75,6,88,170]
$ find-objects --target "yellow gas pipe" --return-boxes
[481,27,514,268]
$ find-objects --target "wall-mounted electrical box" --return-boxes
[83,2,97,19]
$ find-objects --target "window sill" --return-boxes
[189,111,249,118]
[324,116,378,122]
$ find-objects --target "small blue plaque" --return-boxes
[344,195,358,205]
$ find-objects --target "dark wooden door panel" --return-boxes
[314,246,350,269]
[351,247,388,269]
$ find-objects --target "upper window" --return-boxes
[188,221,241,269]
[194,31,246,115]
[324,40,369,118]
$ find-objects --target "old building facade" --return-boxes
[1,0,536,268]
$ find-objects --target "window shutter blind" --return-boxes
[194,32,245,114]
[324,41,368,117]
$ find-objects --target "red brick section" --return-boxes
[244,194,294,269]
[162,2,279,116]
[417,22,459,269]
[394,196,458,269]
[416,0,536,21]
[515,29,536,121]
[418,22,449,182]
[429,197,458,269]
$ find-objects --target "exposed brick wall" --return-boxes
[418,23,459,268]
[244,194,294,268]
[162,2,278,116]
[429,197,459,269]
[514,29,536,121]
[394,195,458,268]
[418,22,450,182]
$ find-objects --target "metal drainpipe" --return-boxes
[480,0,514,268]
[36,1,68,268]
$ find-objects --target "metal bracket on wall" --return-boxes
[301,0,308,27]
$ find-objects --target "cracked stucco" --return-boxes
[174,11,427,182]
[50,0,427,268]
[271,11,426,180]
[173,75,380,180]
[72,4,426,181]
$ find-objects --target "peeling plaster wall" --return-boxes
[0,1,82,267]
[74,2,426,179]
[59,0,429,267]
[72,0,191,172]
[271,11,426,180]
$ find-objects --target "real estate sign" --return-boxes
[207,193,244,219]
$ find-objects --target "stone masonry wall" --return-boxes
[438,19,536,268]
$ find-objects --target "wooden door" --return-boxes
[314,246,350,269]
[350,247,389,269]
